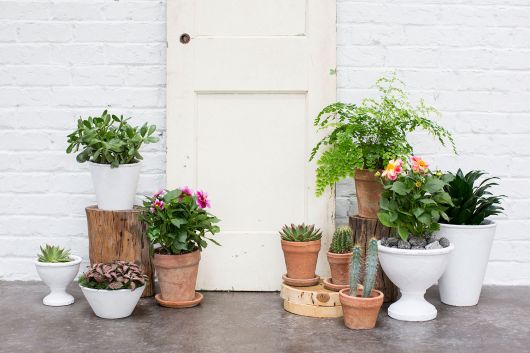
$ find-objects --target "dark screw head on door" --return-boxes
[180,33,191,44]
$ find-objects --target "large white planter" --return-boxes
[436,221,496,306]
[80,285,144,319]
[378,242,454,321]
[35,255,82,306]
[88,161,141,210]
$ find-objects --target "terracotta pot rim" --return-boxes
[154,249,200,257]
[339,288,384,302]
[281,239,321,247]
[354,168,381,181]
[327,251,353,257]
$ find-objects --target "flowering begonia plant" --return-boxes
[377,156,454,241]
[141,187,220,255]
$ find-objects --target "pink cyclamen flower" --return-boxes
[411,156,429,173]
[196,190,211,209]
[153,198,165,210]
[179,186,193,200]
[153,189,167,199]
[381,159,403,181]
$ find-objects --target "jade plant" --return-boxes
[79,261,147,291]
[37,244,72,263]
[309,73,456,196]
[442,169,505,225]
[349,238,379,297]
[329,226,353,253]
[141,187,221,255]
[377,156,454,242]
[66,110,159,168]
[279,224,322,242]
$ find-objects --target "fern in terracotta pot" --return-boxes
[142,187,220,308]
[309,73,455,218]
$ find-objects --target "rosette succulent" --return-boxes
[279,224,322,242]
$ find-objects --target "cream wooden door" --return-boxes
[167,0,336,290]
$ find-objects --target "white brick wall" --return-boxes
[1,0,528,284]
[0,0,167,279]
[336,0,530,284]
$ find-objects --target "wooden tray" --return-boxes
[280,281,343,318]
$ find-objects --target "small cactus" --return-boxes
[362,238,379,298]
[329,226,353,254]
[349,245,362,296]
[279,224,322,242]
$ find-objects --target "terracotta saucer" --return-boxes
[323,277,349,292]
[154,292,203,308]
[282,274,320,287]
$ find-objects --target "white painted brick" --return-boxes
[0,2,50,21]
[71,65,127,86]
[17,23,74,43]
[74,22,165,43]
[105,44,165,65]
[0,23,17,42]
[101,2,166,21]
[0,44,51,64]
[50,44,106,65]
[50,2,101,21]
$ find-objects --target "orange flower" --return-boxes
[411,156,429,173]
[382,159,403,181]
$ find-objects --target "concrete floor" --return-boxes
[1,282,529,353]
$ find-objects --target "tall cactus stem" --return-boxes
[349,245,362,296]
[362,238,379,298]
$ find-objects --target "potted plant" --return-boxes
[79,260,146,319]
[437,169,505,306]
[280,224,322,287]
[34,244,82,306]
[309,74,455,218]
[377,156,455,321]
[324,226,353,291]
[66,110,159,210]
[142,187,220,308]
[339,238,384,330]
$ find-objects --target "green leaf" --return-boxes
[423,178,445,193]
[171,218,187,228]
[397,226,408,241]
[377,211,394,227]
[391,181,410,195]
[417,213,432,225]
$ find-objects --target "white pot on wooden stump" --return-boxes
[80,285,144,319]
[35,255,82,306]
[88,161,141,210]
[378,242,454,321]
[436,221,496,306]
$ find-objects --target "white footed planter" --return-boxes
[88,161,141,210]
[35,255,82,306]
[436,221,496,306]
[378,242,454,321]
[80,285,144,319]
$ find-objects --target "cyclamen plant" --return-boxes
[141,187,220,255]
[377,156,454,241]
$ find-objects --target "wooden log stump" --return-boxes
[280,281,343,318]
[349,215,399,303]
[85,206,154,297]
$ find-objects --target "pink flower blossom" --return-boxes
[381,159,403,181]
[153,189,167,199]
[179,186,193,200]
[196,190,211,209]
[411,156,429,173]
[153,198,165,210]
[149,207,155,214]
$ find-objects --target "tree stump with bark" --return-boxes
[85,206,154,297]
[349,215,399,302]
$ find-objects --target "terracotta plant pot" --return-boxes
[327,251,352,285]
[354,169,383,219]
[153,250,200,302]
[281,239,321,279]
[339,288,384,330]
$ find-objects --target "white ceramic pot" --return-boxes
[378,242,454,321]
[35,255,82,306]
[436,221,496,306]
[80,285,144,319]
[88,161,141,210]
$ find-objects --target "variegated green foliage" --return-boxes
[329,226,353,254]
[279,224,322,242]
[37,244,71,263]
[79,261,147,291]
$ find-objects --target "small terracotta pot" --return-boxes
[354,169,383,219]
[327,251,352,285]
[281,239,321,279]
[339,288,384,329]
[153,250,200,302]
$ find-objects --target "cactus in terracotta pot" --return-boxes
[339,237,384,330]
[326,226,354,288]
